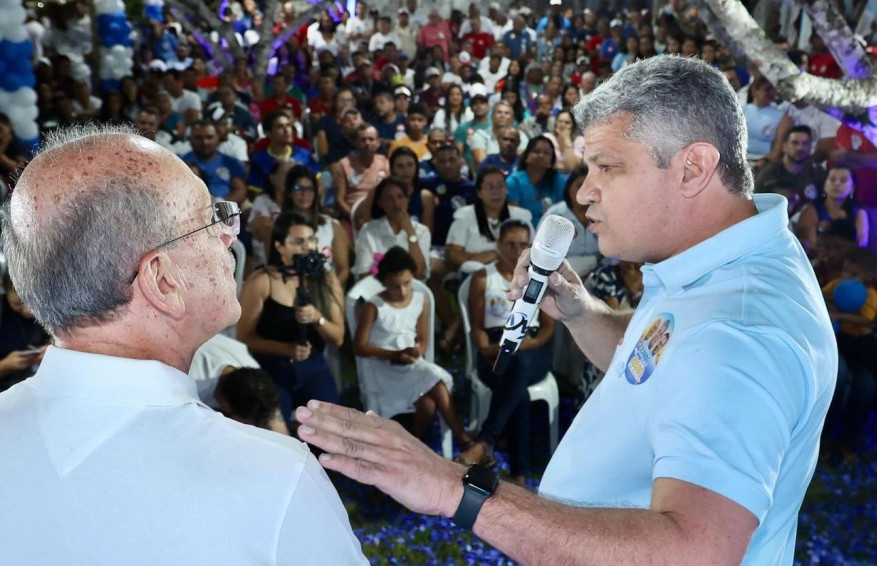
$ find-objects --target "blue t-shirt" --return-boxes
[478,154,518,176]
[539,194,836,565]
[502,30,534,60]
[370,113,406,144]
[180,152,246,199]
[421,176,476,246]
[744,104,785,158]
[506,169,567,225]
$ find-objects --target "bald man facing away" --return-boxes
[0,125,366,565]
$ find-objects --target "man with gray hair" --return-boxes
[0,124,367,564]
[296,56,837,564]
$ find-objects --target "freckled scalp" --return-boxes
[0,124,182,336]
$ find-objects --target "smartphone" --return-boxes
[20,349,42,356]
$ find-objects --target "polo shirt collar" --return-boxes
[642,194,788,291]
[29,346,202,407]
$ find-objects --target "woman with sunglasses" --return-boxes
[282,165,351,288]
[237,212,344,422]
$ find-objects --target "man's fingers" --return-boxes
[298,424,384,464]
[317,451,384,486]
[507,248,532,300]
[296,401,390,446]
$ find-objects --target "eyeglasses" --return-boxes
[292,184,316,192]
[129,201,241,284]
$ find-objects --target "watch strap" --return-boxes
[452,466,498,530]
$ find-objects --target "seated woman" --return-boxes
[0,274,50,393]
[458,220,555,484]
[507,135,567,225]
[446,166,534,273]
[353,177,431,280]
[542,110,585,173]
[542,166,601,278]
[796,165,869,255]
[352,146,435,233]
[237,212,345,420]
[353,247,472,448]
[281,165,351,288]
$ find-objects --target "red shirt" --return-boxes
[418,22,452,61]
[809,53,841,79]
[308,96,332,117]
[461,31,494,60]
[834,124,877,207]
[259,95,303,119]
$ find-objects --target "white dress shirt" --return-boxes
[0,346,367,565]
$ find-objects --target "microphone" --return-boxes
[493,215,575,375]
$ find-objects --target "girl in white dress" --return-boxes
[353,247,472,447]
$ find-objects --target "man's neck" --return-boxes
[269,143,290,157]
[198,151,218,162]
[783,155,804,174]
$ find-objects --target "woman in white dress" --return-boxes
[353,247,472,447]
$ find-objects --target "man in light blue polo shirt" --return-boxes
[295,56,836,565]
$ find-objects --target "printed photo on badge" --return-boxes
[624,313,674,385]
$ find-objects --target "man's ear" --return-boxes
[679,143,721,199]
[134,252,186,320]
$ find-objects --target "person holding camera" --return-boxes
[237,212,345,421]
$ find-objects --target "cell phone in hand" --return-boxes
[20,349,42,356]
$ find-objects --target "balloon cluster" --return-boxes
[0,0,38,147]
[96,0,133,91]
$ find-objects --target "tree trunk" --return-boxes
[250,0,280,98]
[699,0,877,141]
[798,0,873,79]
[164,0,245,60]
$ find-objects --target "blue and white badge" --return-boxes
[624,313,674,385]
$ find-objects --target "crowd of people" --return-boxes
[0,0,875,475]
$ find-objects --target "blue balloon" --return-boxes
[144,5,164,22]
[834,278,868,313]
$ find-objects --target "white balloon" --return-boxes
[0,6,26,25]
[10,87,37,107]
[12,119,38,141]
[95,0,124,15]
[0,91,10,109]
[0,22,28,42]
[110,44,128,56]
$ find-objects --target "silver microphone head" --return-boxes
[530,215,575,272]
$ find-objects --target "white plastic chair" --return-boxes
[458,275,560,454]
[350,196,367,241]
[345,276,452,458]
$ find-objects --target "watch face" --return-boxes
[463,464,499,495]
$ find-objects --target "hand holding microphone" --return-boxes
[493,215,575,375]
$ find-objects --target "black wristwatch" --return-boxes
[452,464,499,530]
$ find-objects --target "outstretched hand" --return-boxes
[507,248,591,323]
[296,401,466,518]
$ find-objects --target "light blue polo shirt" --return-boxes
[540,194,836,565]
